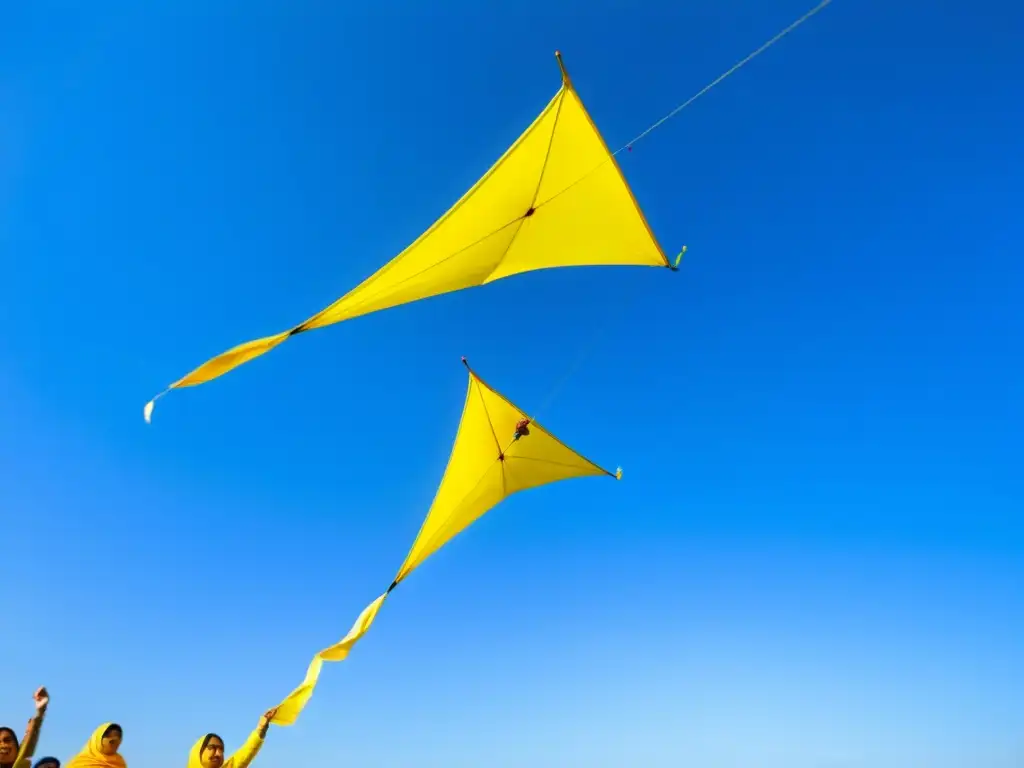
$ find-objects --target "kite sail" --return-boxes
[267,358,621,725]
[144,52,678,423]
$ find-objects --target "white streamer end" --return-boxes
[143,400,155,424]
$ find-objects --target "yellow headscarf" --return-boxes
[64,724,126,768]
[186,730,264,768]
[185,735,213,768]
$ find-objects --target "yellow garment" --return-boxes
[64,724,127,768]
[269,360,620,726]
[144,52,669,422]
[186,730,264,768]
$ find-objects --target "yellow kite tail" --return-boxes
[145,51,671,422]
[143,329,296,422]
[270,592,388,726]
[266,358,620,726]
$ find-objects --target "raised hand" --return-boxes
[259,707,278,727]
[257,707,278,737]
[33,687,49,714]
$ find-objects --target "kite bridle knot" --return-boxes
[523,207,536,218]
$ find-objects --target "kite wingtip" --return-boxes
[554,50,570,84]
[615,467,623,481]
[143,400,155,424]
[670,245,687,271]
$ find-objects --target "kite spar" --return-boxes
[144,52,678,424]
[267,358,621,725]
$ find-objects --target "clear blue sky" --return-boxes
[2,1,1021,766]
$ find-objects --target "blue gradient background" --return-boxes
[1,2,1021,766]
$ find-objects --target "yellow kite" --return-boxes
[266,358,621,725]
[144,52,679,423]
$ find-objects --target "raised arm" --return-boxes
[228,708,276,768]
[16,688,49,763]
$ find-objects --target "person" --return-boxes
[64,723,126,768]
[0,688,50,768]
[186,708,277,768]
[33,758,59,768]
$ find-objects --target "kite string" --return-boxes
[537,0,834,211]
[532,0,833,416]
[532,269,655,419]
[614,0,834,155]
[532,0,834,419]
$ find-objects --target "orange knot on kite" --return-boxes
[513,419,531,441]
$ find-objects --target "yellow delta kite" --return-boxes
[266,358,621,726]
[144,52,681,423]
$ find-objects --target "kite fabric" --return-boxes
[268,359,621,726]
[144,52,672,423]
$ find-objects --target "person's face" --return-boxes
[0,730,17,764]
[201,736,224,768]
[100,729,122,756]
